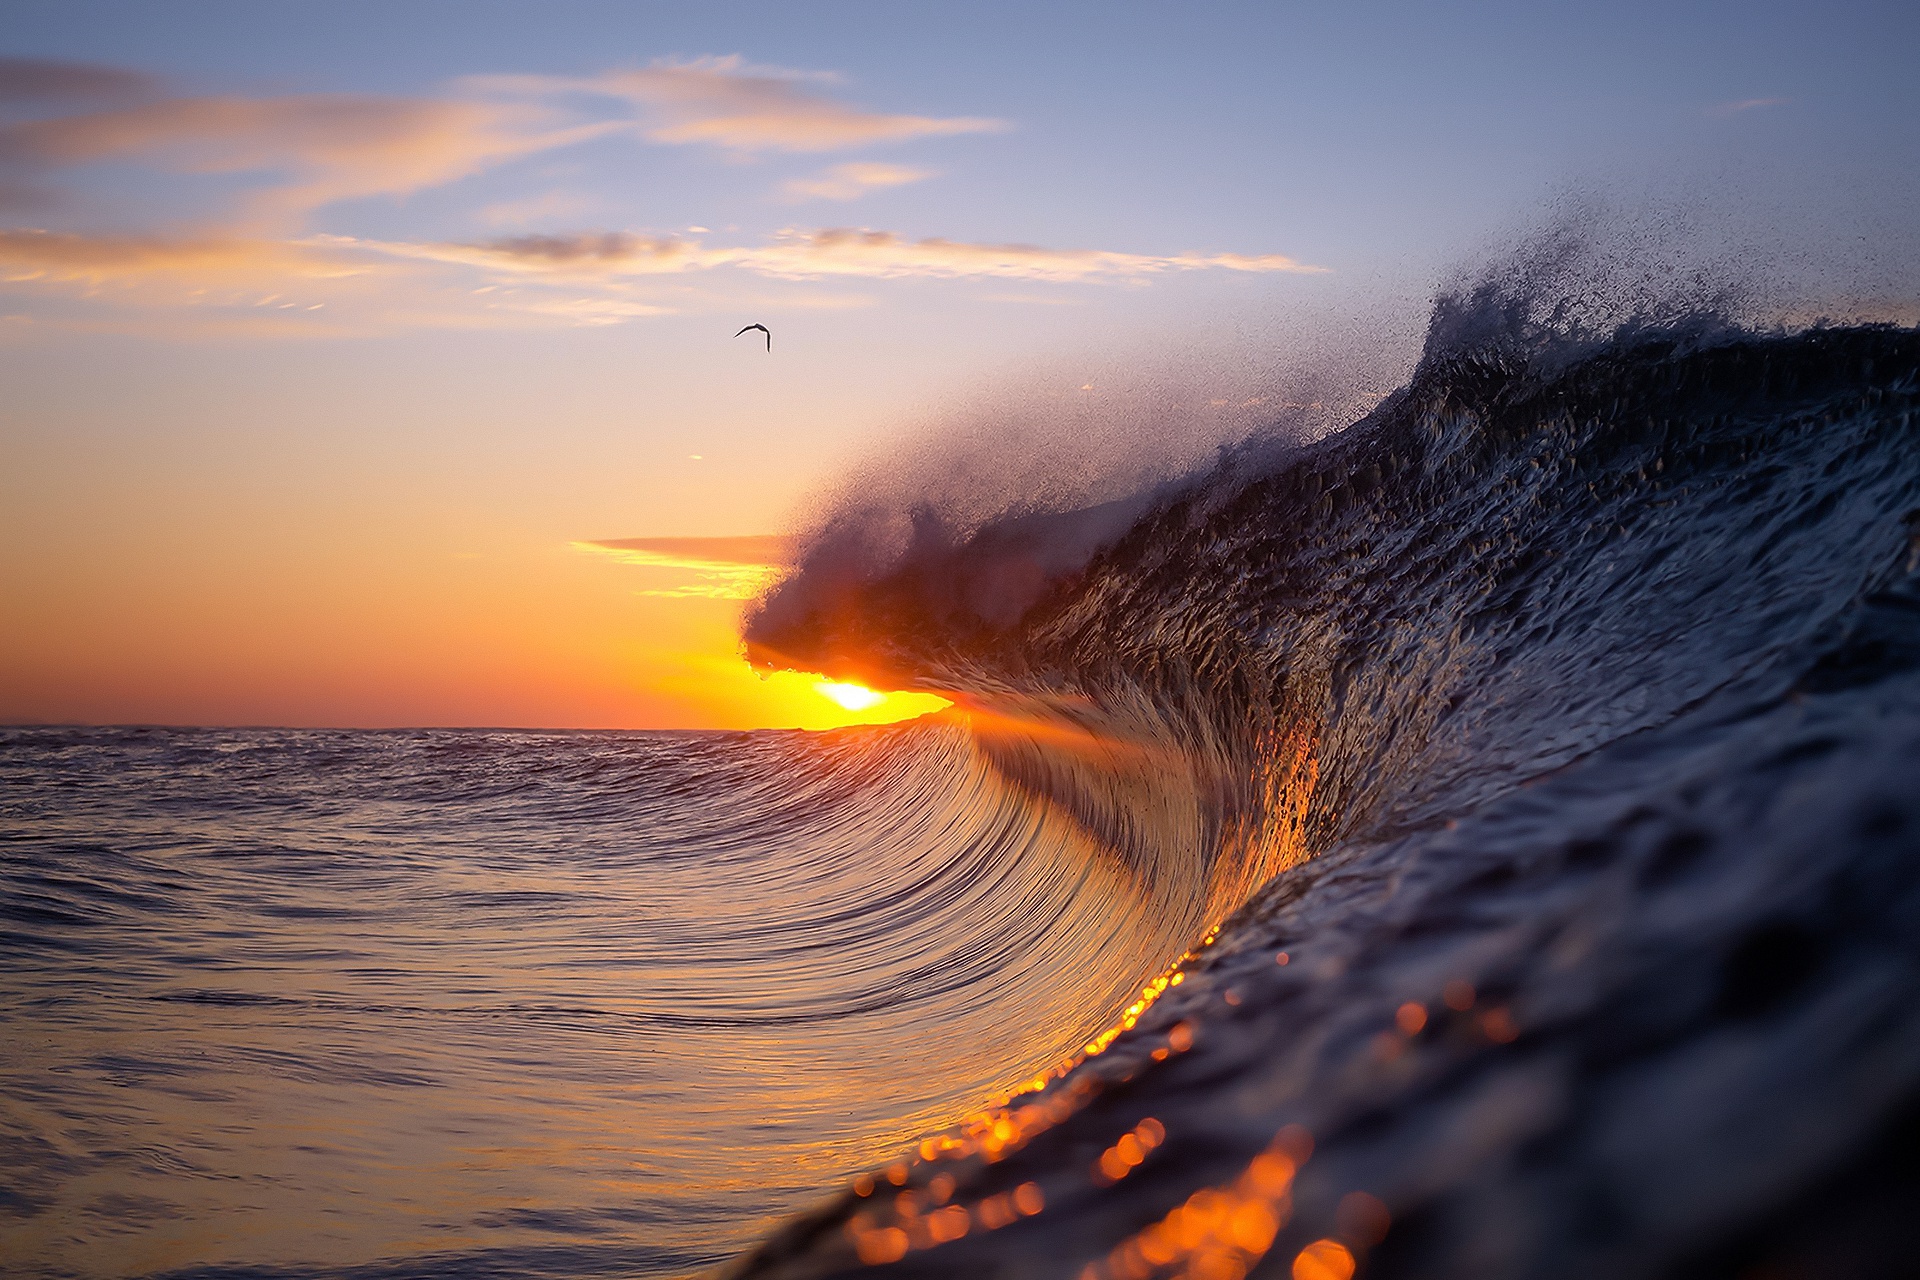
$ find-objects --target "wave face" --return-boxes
[738,321,1920,1278]
[0,724,1201,1279]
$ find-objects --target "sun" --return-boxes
[814,680,886,711]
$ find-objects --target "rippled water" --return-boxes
[0,724,1181,1279]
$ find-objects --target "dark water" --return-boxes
[7,316,1920,1280]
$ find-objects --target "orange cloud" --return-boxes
[588,536,794,565]
[0,220,1323,335]
[0,55,1000,228]
[0,227,562,338]
[781,162,936,202]
[574,536,792,599]
[473,56,1007,154]
[0,226,362,283]
[0,93,616,227]
[337,226,1328,284]
[742,229,1328,281]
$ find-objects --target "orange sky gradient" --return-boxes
[2,520,946,730]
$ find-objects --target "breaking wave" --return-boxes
[736,262,1920,1277]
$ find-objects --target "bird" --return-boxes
[735,323,771,352]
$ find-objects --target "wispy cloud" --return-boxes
[0,57,166,208]
[576,535,791,599]
[1708,97,1791,118]
[0,57,1318,334]
[589,536,793,565]
[781,161,935,202]
[510,295,674,325]
[0,55,999,228]
[747,229,1327,281]
[0,56,160,106]
[0,226,565,337]
[338,226,1328,283]
[0,226,365,284]
[0,221,1324,334]
[473,56,1007,154]
[0,92,615,228]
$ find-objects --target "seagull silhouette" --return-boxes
[735,323,771,352]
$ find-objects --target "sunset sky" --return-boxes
[3,0,1915,729]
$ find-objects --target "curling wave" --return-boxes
[736,313,1920,1278]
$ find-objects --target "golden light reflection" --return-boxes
[1081,1126,1315,1280]
[1094,1117,1166,1185]
[1292,1240,1357,1280]
[795,709,1346,1276]
[843,1177,1046,1262]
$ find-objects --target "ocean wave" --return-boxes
[735,308,1920,1277]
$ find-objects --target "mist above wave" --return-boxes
[746,201,1917,684]
[745,312,1412,680]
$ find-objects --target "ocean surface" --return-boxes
[7,308,1920,1280]
[0,724,1181,1278]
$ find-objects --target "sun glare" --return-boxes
[816,680,887,711]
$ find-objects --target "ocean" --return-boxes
[0,723,1182,1277]
[6,309,1920,1279]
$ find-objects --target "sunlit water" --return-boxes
[0,723,1181,1279]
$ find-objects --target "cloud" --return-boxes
[0,221,1323,336]
[0,93,617,227]
[741,229,1328,281]
[0,226,365,284]
[1708,97,1791,118]
[781,161,935,202]
[335,226,1329,284]
[430,230,687,268]
[576,535,791,599]
[0,57,159,106]
[511,295,674,324]
[0,59,166,209]
[0,225,651,334]
[589,535,793,566]
[473,56,1007,153]
[0,55,1000,236]
[0,226,555,338]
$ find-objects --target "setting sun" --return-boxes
[815,680,886,711]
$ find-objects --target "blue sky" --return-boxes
[11,0,1915,281]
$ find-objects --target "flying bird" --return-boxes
[735,323,771,352]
